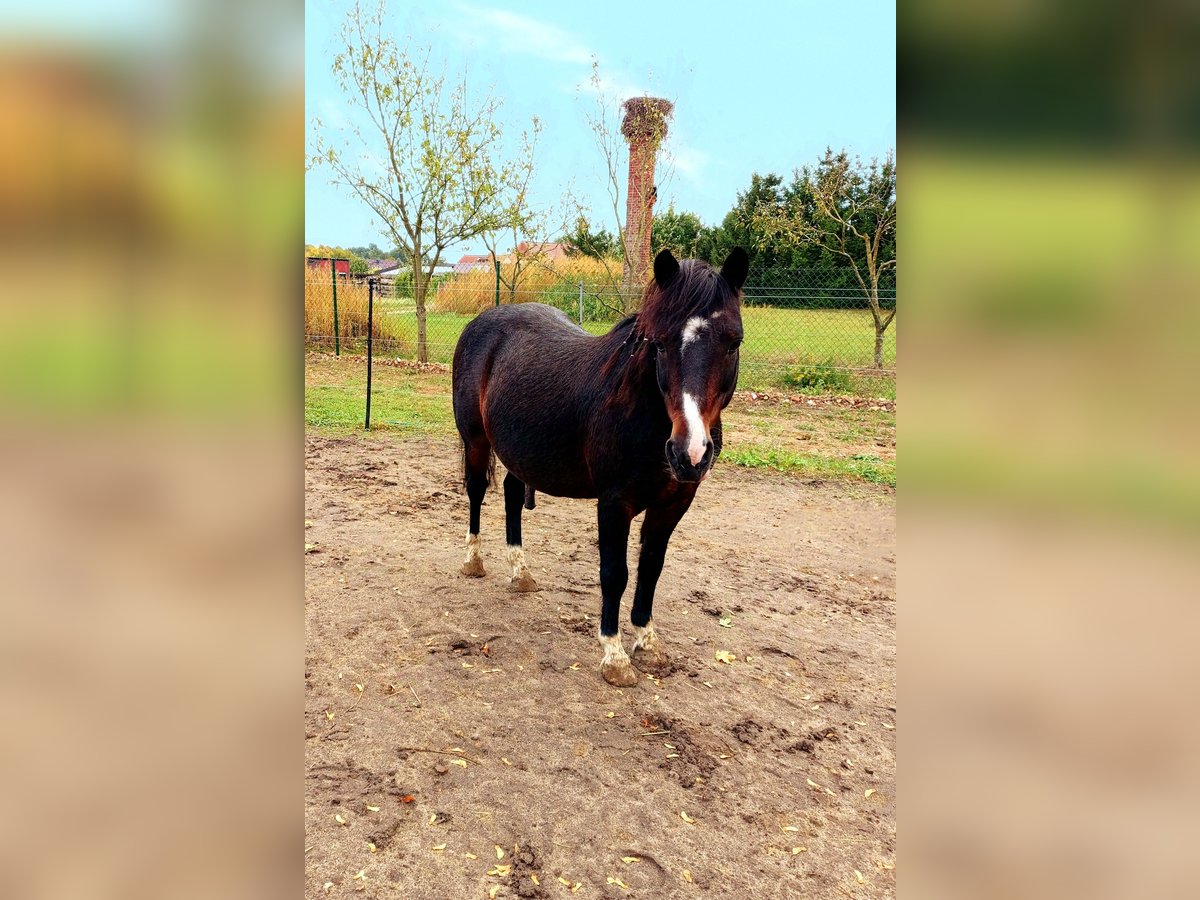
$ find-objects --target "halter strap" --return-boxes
[621,315,646,347]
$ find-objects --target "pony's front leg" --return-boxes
[630,492,695,671]
[596,499,637,687]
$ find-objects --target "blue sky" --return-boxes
[305,0,895,256]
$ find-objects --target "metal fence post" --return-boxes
[494,258,500,307]
[330,259,340,356]
[365,277,374,430]
[578,282,584,326]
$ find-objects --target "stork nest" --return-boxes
[620,97,674,140]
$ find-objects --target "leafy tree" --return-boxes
[651,206,717,261]
[712,173,797,279]
[564,215,620,261]
[305,244,369,275]
[309,1,525,362]
[345,244,413,265]
[347,243,387,261]
[756,148,896,368]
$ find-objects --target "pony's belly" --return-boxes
[486,415,592,496]
[493,443,597,500]
[477,337,601,497]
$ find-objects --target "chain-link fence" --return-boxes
[304,261,895,397]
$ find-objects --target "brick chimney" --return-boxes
[620,97,673,302]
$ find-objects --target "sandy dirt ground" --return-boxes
[305,434,896,899]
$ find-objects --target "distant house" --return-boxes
[512,241,572,263]
[306,256,351,277]
[454,253,494,275]
[367,258,398,273]
[454,243,573,273]
[376,260,455,278]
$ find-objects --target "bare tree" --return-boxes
[756,149,897,369]
[478,119,573,303]
[309,1,521,362]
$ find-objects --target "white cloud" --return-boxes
[449,3,655,101]
[574,70,650,100]
[316,97,348,131]
[663,136,709,183]
[452,3,593,65]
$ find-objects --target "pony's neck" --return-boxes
[596,315,666,417]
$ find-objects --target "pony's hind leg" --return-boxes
[461,440,491,577]
[503,472,539,592]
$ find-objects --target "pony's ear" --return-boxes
[653,249,680,286]
[721,247,749,292]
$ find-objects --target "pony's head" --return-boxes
[638,247,747,482]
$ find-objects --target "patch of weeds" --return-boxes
[779,362,854,394]
[723,445,895,487]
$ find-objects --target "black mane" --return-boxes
[635,259,739,343]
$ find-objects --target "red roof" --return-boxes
[454,254,494,275]
[514,241,570,260]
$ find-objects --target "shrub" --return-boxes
[779,362,854,394]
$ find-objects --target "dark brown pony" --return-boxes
[451,248,747,686]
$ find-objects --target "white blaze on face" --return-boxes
[679,317,711,467]
[681,392,708,465]
[681,316,708,350]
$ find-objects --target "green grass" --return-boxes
[739,306,896,368]
[305,355,895,488]
[305,367,455,433]
[722,446,896,487]
[304,384,455,433]
[330,305,896,393]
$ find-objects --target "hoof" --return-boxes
[600,658,639,687]
[508,571,539,592]
[461,558,486,577]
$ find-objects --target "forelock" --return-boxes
[637,259,737,343]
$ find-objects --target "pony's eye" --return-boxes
[652,340,665,353]
[727,341,742,355]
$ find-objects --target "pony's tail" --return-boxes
[459,441,496,486]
